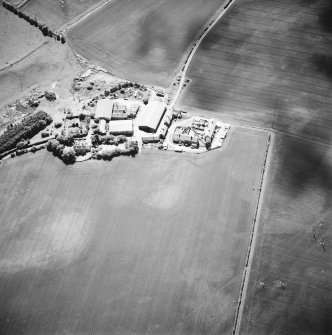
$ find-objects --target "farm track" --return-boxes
[233,132,273,335]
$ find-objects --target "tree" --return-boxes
[91,134,100,146]
[57,133,74,146]
[62,147,76,164]
[61,36,66,44]
[55,143,64,157]
[47,139,58,152]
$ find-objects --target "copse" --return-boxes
[0,111,52,154]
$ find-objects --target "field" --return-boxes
[0,5,46,70]
[177,0,332,143]
[0,127,268,334]
[239,134,332,335]
[68,0,226,88]
[0,40,81,107]
[20,0,101,30]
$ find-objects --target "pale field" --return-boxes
[0,126,268,334]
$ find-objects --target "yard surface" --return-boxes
[177,0,332,143]
[239,134,332,335]
[68,0,225,88]
[0,126,268,334]
[20,0,101,30]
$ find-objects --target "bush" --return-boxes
[16,140,28,149]
[45,91,56,101]
[30,145,37,153]
[116,135,127,144]
[54,122,62,128]
[0,111,52,154]
[11,153,15,158]
[41,131,49,138]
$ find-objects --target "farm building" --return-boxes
[112,112,128,120]
[173,133,199,147]
[142,135,160,144]
[108,120,133,135]
[205,120,216,148]
[99,119,107,135]
[139,101,166,133]
[95,99,114,121]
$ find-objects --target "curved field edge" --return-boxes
[177,0,332,144]
[238,133,332,335]
[67,0,228,88]
[19,0,102,30]
[0,127,269,334]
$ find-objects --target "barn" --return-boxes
[108,120,133,136]
[95,99,114,121]
[138,101,166,133]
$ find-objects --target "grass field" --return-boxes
[178,0,332,143]
[68,0,226,88]
[0,5,46,70]
[0,127,268,334]
[0,40,81,107]
[20,0,101,30]
[239,134,332,335]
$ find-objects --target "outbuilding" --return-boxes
[99,119,106,135]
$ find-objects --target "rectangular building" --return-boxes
[139,101,166,133]
[95,99,114,121]
[108,120,133,136]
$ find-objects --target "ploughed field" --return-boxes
[178,0,332,143]
[0,127,268,335]
[20,0,101,29]
[239,134,332,335]
[68,0,225,88]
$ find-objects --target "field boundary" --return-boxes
[0,41,47,73]
[232,131,274,335]
[59,0,113,34]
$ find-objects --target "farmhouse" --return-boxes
[108,120,133,136]
[95,99,114,120]
[73,139,91,155]
[139,101,166,133]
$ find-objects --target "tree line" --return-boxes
[0,111,53,154]
[2,1,66,44]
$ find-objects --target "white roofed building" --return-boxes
[95,99,114,121]
[139,101,166,133]
[108,120,133,136]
